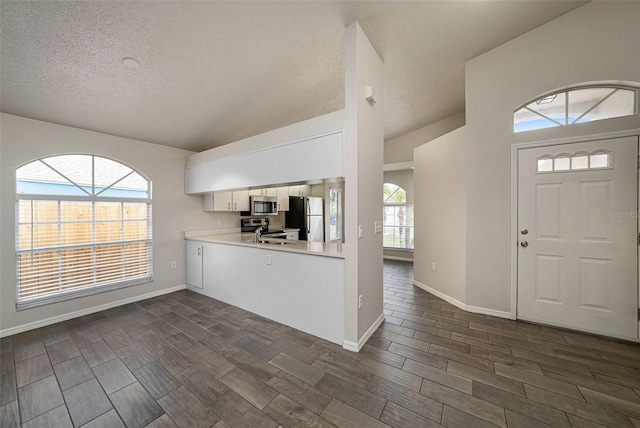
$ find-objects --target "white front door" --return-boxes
[517,136,638,340]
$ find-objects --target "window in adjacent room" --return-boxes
[328,187,343,243]
[15,154,152,309]
[514,86,638,133]
[383,183,414,250]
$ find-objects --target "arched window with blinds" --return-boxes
[15,154,152,309]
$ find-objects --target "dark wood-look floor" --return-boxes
[3,261,640,427]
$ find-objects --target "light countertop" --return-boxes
[185,232,344,259]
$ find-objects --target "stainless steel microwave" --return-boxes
[250,196,278,215]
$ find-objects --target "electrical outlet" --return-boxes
[216,219,222,226]
[431,262,436,271]
[358,294,363,309]
[171,261,177,269]
[266,254,272,266]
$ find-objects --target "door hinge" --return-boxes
[637,233,640,246]
[637,156,640,169]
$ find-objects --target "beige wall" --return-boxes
[384,112,465,165]
[0,114,237,333]
[465,2,640,312]
[344,22,385,346]
[413,126,467,303]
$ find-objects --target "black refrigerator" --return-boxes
[285,196,324,242]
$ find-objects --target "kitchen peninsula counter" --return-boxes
[184,229,345,345]
[184,231,344,259]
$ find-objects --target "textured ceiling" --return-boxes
[0,1,587,152]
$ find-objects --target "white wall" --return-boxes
[384,112,465,165]
[186,110,345,166]
[413,126,467,304]
[344,22,385,347]
[0,114,236,333]
[465,2,640,313]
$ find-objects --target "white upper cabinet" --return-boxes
[186,131,344,194]
[263,188,277,197]
[209,191,231,211]
[277,187,290,211]
[288,185,312,197]
[202,190,249,212]
[249,188,278,197]
[233,190,250,211]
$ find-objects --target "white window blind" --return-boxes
[15,155,152,309]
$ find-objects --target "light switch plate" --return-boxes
[358,225,363,238]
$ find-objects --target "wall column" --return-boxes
[343,22,385,350]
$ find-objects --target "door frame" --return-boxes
[510,129,640,338]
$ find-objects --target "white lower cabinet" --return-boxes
[189,241,344,345]
[186,242,203,289]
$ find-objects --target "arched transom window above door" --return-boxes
[514,86,638,133]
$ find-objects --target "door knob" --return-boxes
[520,241,529,248]
[521,229,528,235]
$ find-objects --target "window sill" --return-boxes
[383,247,414,253]
[16,276,153,311]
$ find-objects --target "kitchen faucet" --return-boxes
[255,226,265,244]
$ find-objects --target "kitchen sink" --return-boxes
[258,237,293,245]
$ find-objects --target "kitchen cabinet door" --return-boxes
[300,185,312,197]
[288,185,300,197]
[232,190,250,211]
[213,191,232,211]
[186,242,203,289]
[263,188,277,197]
[277,187,289,211]
[288,185,312,197]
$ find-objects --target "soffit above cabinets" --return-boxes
[0,1,586,152]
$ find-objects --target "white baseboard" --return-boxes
[0,285,187,338]
[412,280,511,320]
[343,312,385,352]
[383,255,413,262]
